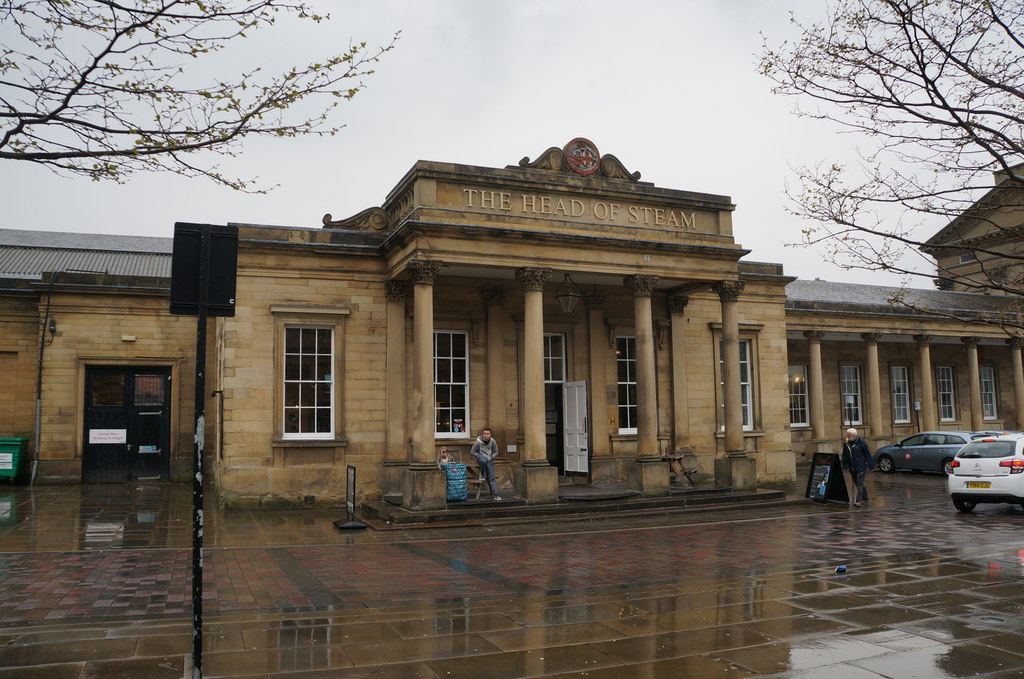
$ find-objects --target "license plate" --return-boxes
[966,481,991,489]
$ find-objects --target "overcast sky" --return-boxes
[1,1,926,285]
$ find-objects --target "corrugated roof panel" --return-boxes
[0,228,172,253]
[0,246,170,279]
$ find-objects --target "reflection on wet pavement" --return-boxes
[0,473,1022,677]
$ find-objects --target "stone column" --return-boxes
[484,288,507,446]
[382,281,408,495]
[625,275,668,497]
[514,267,557,504]
[1007,337,1024,429]
[914,334,936,431]
[669,295,690,452]
[402,261,445,511]
[587,293,610,465]
[713,280,755,490]
[805,331,826,441]
[962,336,982,431]
[862,333,883,438]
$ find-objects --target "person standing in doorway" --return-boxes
[841,428,875,507]
[471,427,501,501]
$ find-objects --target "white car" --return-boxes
[947,434,1024,513]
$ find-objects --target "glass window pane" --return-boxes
[316,408,331,433]
[315,383,331,406]
[285,328,300,353]
[285,355,300,381]
[285,383,299,408]
[91,373,124,406]
[134,375,165,406]
[316,355,331,381]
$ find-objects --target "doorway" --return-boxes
[83,367,171,482]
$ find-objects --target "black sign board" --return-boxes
[334,465,368,530]
[170,222,238,317]
[805,452,850,504]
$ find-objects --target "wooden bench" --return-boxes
[664,452,700,487]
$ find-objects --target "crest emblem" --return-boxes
[563,138,600,176]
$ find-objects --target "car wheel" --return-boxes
[942,458,955,476]
[877,455,895,473]
[952,497,976,513]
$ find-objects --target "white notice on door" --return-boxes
[89,429,127,444]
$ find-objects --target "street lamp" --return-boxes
[554,273,583,313]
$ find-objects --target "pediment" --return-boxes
[512,138,644,183]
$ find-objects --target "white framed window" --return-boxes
[283,327,335,439]
[435,330,469,437]
[959,252,977,264]
[890,365,911,424]
[936,365,956,421]
[840,365,862,426]
[616,336,637,434]
[788,365,808,427]
[981,365,998,420]
[719,339,754,430]
[544,333,566,383]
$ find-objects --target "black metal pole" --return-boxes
[191,229,211,679]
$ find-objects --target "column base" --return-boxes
[715,455,757,491]
[401,468,446,512]
[514,464,558,505]
[629,458,670,497]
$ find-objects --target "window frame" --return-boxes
[980,365,998,421]
[281,325,336,441]
[544,332,567,384]
[936,365,957,422]
[434,329,470,438]
[890,365,911,424]
[616,335,638,434]
[718,337,755,431]
[840,364,863,426]
[788,365,809,427]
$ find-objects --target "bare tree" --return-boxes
[0,0,397,191]
[760,0,1024,311]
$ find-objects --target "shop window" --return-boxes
[283,327,334,438]
[616,336,637,434]
[840,365,862,426]
[435,330,469,437]
[789,365,808,427]
[890,365,911,424]
[936,365,956,421]
[981,365,998,420]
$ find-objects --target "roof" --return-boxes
[0,228,172,280]
[786,278,1018,314]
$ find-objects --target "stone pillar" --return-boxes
[669,295,690,452]
[1007,337,1024,429]
[625,274,668,497]
[484,288,507,445]
[862,333,883,438]
[914,334,936,431]
[713,280,755,490]
[587,293,610,461]
[963,336,982,431]
[402,261,445,511]
[514,267,557,504]
[805,331,826,441]
[382,281,408,496]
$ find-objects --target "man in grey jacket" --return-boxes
[470,427,501,501]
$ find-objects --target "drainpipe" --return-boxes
[32,272,60,486]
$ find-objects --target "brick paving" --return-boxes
[0,475,1023,677]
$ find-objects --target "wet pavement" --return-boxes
[0,471,1023,678]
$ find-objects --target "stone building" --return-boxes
[2,139,1024,509]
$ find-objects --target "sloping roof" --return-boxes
[786,278,1017,315]
[0,228,172,280]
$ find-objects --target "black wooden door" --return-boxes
[83,367,171,482]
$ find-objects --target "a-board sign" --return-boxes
[333,465,368,530]
[805,452,850,504]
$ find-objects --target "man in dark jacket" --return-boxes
[470,427,501,501]
[841,427,875,507]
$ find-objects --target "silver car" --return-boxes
[874,431,980,476]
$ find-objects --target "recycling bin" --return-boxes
[0,437,29,483]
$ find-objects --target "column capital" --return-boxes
[803,330,826,343]
[712,279,745,303]
[515,267,552,292]
[483,287,505,307]
[407,260,443,286]
[385,280,407,302]
[669,295,690,315]
[861,332,882,345]
[961,336,980,348]
[1007,336,1024,349]
[913,334,933,347]
[624,274,660,297]
[585,291,606,310]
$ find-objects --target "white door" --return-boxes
[563,381,589,473]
